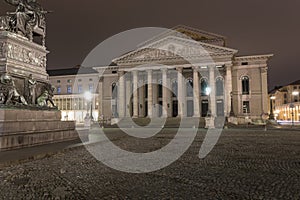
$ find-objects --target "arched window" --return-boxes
[112,83,117,99]
[186,78,193,97]
[216,77,224,96]
[242,76,250,95]
[172,80,178,97]
[201,78,209,96]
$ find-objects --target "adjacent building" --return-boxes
[48,66,99,123]
[269,80,300,122]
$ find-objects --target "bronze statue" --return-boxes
[27,74,36,104]
[0,73,28,105]
[37,84,55,107]
[2,0,50,45]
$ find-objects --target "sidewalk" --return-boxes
[0,128,91,169]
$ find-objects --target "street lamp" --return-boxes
[269,96,276,120]
[84,91,93,121]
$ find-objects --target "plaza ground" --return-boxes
[0,128,300,199]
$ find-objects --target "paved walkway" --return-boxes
[0,128,299,199]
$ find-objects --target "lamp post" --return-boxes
[269,96,275,120]
[84,91,93,121]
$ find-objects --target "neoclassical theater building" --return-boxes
[52,26,273,124]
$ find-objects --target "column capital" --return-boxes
[118,71,125,76]
[192,66,199,70]
[176,67,183,72]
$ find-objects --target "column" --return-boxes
[152,73,158,117]
[118,71,125,118]
[125,74,131,117]
[225,63,233,116]
[261,67,269,114]
[162,68,168,118]
[98,77,103,120]
[147,70,153,118]
[209,66,216,117]
[132,70,139,118]
[193,67,200,117]
[138,79,145,117]
[177,67,184,117]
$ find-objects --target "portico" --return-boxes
[94,25,273,124]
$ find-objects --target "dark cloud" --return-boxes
[0,0,299,89]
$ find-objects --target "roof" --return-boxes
[288,80,300,86]
[138,25,227,48]
[47,66,98,76]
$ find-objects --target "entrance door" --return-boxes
[187,100,194,117]
[216,100,224,117]
[173,100,178,117]
[145,101,148,117]
[159,101,163,117]
[201,100,209,117]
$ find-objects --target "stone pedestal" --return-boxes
[0,31,49,82]
[0,110,77,151]
[205,117,215,129]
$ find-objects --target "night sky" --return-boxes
[1,0,300,90]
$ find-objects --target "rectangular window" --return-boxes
[67,79,72,83]
[78,85,83,93]
[57,80,61,83]
[89,84,94,92]
[243,101,250,113]
[67,85,72,94]
[57,86,61,94]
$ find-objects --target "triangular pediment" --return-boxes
[114,35,238,64]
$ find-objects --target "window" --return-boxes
[216,77,224,96]
[112,83,117,99]
[201,79,209,96]
[67,79,72,83]
[243,101,250,113]
[186,78,193,97]
[89,78,93,82]
[89,84,94,92]
[144,84,148,98]
[57,80,61,83]
[158,80,162,98]
[172,80,178,97]
[57,86,61,94]
[294,86,297,90]
[242,76,250,95]
[78,85,83,93]
[242,62,248,66]
[78,79,82,82]
[284,93,287,99]
[67,85,72,94]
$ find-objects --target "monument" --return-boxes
[0,0,77,150]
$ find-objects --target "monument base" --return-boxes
[0,109,77,151]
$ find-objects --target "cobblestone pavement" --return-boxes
[0,128,300,199]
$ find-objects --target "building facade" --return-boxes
[48,67,99,123]
[269,80,300,122]
[94,26,273,124]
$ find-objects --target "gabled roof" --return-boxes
[139,25,227,47]
[47,66,98,76]
[114,35,237,65]
[288,80,300,86]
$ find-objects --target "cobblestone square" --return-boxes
[0,128,300,199]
